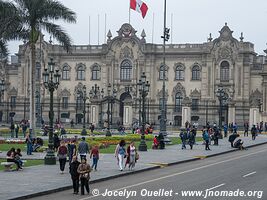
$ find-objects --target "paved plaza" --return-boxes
[0,134,267,200]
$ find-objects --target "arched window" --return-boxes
[175,92,183,112]
[159,65,167,80]
[192,65,200,80]
[220,61,230,82]
[77,65,85,80]
[120,60,132,81]
[62,65,70,80]
[175,65,184,80]
[92,65,101,80]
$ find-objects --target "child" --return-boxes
[90,145,99,171]
[14,148,23,170]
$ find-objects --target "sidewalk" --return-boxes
[1,135,267,200]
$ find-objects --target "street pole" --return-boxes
[81,85,87,135]
[43,58,60,165]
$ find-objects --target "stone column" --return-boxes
[181,97,191,128]
[123,100,133,128]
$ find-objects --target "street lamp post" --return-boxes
[215,87,228,130]
[0,79,5,102]
[106,83,117,137]
[79,85,88,135]
[43,58,60,165]
[159,0,170,148]
[138,72,150,151]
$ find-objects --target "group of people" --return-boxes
[9,119,29,138]
[6,148,23,170]
[114,140,139,171]
[179,127,197,150]
[55,137,99,195]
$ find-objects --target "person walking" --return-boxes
[244,122,249,137]
[115,140,126,171]
[203,129,211,150]
[78,137,90,161]
[57,141,68,174]
[22,122,28,138]
[89,124,95,136]
[90,145,99,171]
[77,158,91,195]
[53,133,60,152]
[69,156,80,195]
[223,123,228,138]
[179,129,187,150]
[126,141,137,170]
[251,124,257,140]
[188,130,195,150]
[67,139,77,165]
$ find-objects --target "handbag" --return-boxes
[81,172,90,179]
[135,152,139,161]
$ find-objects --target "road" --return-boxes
[28,144,267,200]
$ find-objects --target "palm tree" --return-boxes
[0,0,76,133]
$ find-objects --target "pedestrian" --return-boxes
[53,133,60,152]
[10,122,15,138]
[14,123,19,138]
[69,156,80,195]
[115,140,126,171]
[203,129,211,150]
[179,129,187,150]
[228,134,240,147]
[126,141,137,170]
[90,145,99,171]
[70,119,74,128]
[251,124,257,140]
[213,126,219,146]
[68,139,77,165]
[14,148,23,170]
[188,130,194,150]
[57,141,68,174]
[244,122,249,137]
[77,158,91,195]
[89,124,95,136]
[78,137,90,161]
[22,122,27,138]
[25,132,33,155]
[223,123,228,138]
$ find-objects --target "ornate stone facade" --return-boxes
[1,23,267,128]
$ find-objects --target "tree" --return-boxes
[0,0,76,134]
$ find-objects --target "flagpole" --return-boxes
[129,5,131,24]
[98,14,100,45]
[152,12,155,43]
[88,15,91,45]
[104,13,107,43]
[171,13,173,44]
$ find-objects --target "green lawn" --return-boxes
[0,158,44,171]
[0,143,27,152]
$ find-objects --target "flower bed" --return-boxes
[4,139,26,144]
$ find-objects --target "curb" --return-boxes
[7,140,267,200]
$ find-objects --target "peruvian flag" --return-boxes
[130,0,148,18]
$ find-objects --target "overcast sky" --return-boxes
[8,0,267,55]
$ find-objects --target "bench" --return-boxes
[0,160,27,171]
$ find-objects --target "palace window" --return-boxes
[192,65,201,80]
[120,59,132,81]
[175,92,183,112]
[220,61,230,82]
[159,65,167,80]
[62,97,69,109]
[62,65,70,80]
[192,99,199,111]
[77,65,85,80]
[175,65,184,80]
[92,65,101,80]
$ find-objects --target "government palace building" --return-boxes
[1,23,267,129]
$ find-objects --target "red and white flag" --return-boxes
[130,0,148,18]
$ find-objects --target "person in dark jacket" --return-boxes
[228,134,240,147]
[69,156,80,195]
[53,133,60,152]
[251,125,257,140]
[179,129,187,150]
